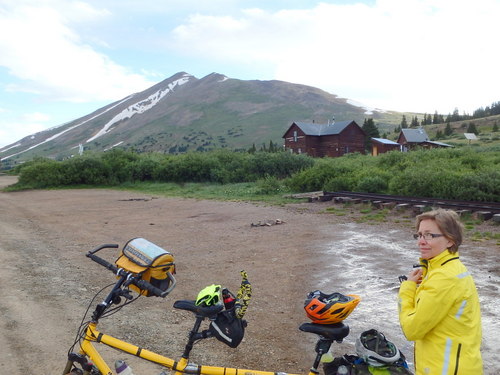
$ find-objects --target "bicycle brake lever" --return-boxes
[121,289,134,300]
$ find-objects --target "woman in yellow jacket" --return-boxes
[398,209,482,375]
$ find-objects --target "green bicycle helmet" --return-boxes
[196,284,222,306]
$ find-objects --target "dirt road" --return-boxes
[0,175,498,375]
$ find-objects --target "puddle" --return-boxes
[314,223,499,374]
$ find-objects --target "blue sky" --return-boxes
[1,0,499,148]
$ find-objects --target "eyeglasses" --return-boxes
[413,233,444,240]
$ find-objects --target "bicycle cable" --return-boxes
[99,288,141,319]
[67,282,116,355]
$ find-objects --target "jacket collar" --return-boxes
[420,250,460,276]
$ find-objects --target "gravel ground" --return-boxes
[0,175,498,375]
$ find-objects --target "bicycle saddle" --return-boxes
[173,299,224,317]
[299,322,350,341]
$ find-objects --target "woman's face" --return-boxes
[417,219,454,260]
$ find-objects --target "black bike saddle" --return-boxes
[299,322,350,341]
[173,299,224,318]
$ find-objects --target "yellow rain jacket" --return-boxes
[398,250,482,375]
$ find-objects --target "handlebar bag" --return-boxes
[115,237,175,297]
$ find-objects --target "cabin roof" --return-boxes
[292,120,354,136]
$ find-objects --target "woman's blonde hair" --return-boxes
[415,209,464,253]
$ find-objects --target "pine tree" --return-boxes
[467,122,478,135]
[421,113,432,125]
[410,116,419,128]
[400,115,408,129]
[451,108,461,122]
[362,118,380,152]
[444,122,453,136]
[492,122,498,132]
[433,111,441,124]
[268,140,277,152]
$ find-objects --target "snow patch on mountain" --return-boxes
[347,99,386,115]
[86,75,192,143]
[104,141,124,151]
[1,96,134,161]
[0,143,21,153]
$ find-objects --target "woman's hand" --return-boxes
[407,268,423,284]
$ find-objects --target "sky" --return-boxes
[1,0,499,149]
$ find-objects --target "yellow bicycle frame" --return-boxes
[63,251,322,375]
[76,322,309,375]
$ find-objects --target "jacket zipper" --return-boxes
[453,343,462,375]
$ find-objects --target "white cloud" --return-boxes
[0,1,154,103]
[170,0,500,114]
[1,0,499,151]
[0,120,49,148]
[22,112,51,122]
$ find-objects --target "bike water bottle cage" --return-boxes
[304,290,360,324]
[355,329,401,366]
[196,284,222,306]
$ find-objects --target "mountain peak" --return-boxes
[1,73,391,164]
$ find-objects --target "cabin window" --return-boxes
[293,131,298,142]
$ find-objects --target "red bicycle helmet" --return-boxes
[304,290,360,324]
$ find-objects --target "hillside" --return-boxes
[383,114,500,148]
[424,115,500,147]
[1,72,405,165]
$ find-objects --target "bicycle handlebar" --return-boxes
[86,251,119,273]
[134,277,172,298]
[88,243,119,254]
[86,247,173,298]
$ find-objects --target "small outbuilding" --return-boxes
[282,120,366,157]
[419,140,453,148]
[396,128,452,151]
[371,138,401,156]
[372,128,453,155]
[397,128,430,151]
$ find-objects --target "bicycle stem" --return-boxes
[92,275,128,322]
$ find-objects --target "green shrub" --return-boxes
[255,175,287,195]
[16,159,65,188]
[11,147,500,203]
[323,176,356,192]
[130,156,159,181]
[286,158,356,192]
[453,169,500,201]
[356,175,388,193]
[62,156,110,185]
